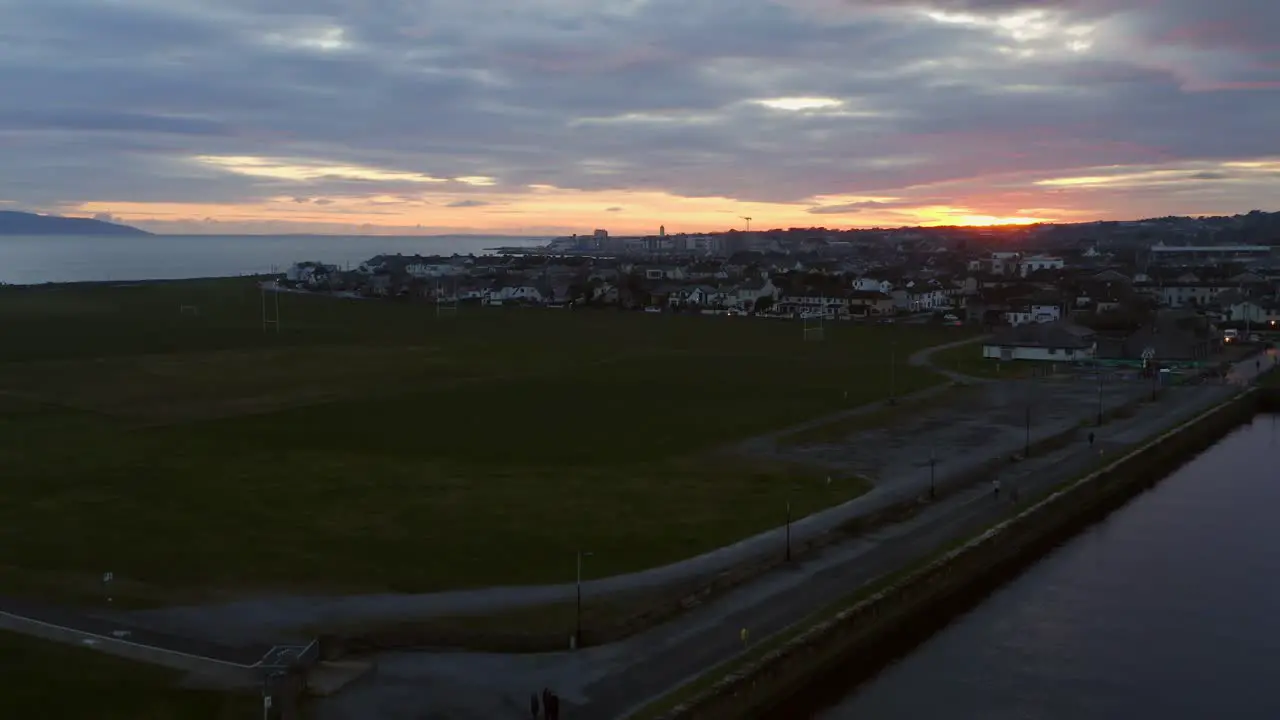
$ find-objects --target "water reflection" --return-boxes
[816,416,1280,720]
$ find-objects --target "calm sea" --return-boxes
[813,415,1280,720]
[0,234,549,285]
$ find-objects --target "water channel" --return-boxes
[810,414,1280,720]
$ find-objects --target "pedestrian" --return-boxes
[530,691,541,719]
[993,478,1001,499]
[547,692,560,720]
[542,688,551,718]
[1088,431,1095,447]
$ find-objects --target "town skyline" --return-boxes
[2,0,1276,236]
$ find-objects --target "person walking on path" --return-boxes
[530,692,541,719]
[993,478,1001,499]
[547,692,561,720]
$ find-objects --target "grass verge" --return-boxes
[0,630,257,719]
[0,279,968,597]
[623,440,1132,720]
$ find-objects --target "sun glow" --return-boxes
[754,97,844,111]
[953,215,1044,226]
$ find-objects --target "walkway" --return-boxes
[0,344,1266,709]
[906,333,992,383]
[316,354,1265,720]
[123,336,1024,643]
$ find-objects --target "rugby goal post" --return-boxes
[435,280,459,318]
[803,315,825,341]
[261,283,280,333]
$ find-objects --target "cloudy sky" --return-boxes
[0,0,1277,235]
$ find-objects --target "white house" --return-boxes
[1004,303,1061,326]
[1228,300,1280,325]
[489,285,544,303]
[406,262,464,278]
[730,277,778,308]
[776,291,853,316]
[982,321,1097,362]
[676,285,724,307]
[852,277,893,294]
[988,252,1020,276]
[284,261,340,286]
[1018,255,1064,277]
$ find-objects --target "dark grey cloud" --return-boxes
[446,199,489,208]
[0,0,1277,216]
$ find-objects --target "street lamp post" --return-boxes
[575,550,593,649]
[785,501,792,562]
[1096,364,1104,426]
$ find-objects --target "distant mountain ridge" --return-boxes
[0,211,151,236]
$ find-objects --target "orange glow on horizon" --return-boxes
[72,187,1059,235]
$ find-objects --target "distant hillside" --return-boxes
[0,211,151,236]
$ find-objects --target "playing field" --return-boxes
[0,630,254,719]
[0,279,967,599]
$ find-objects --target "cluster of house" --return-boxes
[283,237,1280,366]
[972,263,1280,366]
[282,253,953,316]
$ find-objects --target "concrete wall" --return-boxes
[656,389,1260,720]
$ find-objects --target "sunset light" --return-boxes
[1,0,1274,234]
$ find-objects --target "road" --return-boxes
[128,339,1010,644]
[312,352,1269,720]
[0,345,1266,712]
[0,594,282,685]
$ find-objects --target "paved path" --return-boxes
[0,345,1267,705]
[313,353,1270,720]
[126,336,1005,643]
[0,594,278,685]
[907,333,992,383]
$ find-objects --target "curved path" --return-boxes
[4,343,1268,708]
[907,333,992,383]
[316,353,1270,720]
[126,335,999,643]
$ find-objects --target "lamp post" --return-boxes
[575,550,593,649]
[785,501,792,562]
[1096,363,1104,427]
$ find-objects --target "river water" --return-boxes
[815,414,1280,720]
[0,234,547,285]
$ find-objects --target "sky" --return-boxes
[0,0,1277,236]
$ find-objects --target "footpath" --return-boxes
[129,337,1001,644]
[312,354,1266,720]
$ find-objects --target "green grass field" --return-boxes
[929,340,1037,379]
[0,630,254,719]
[0,279,969,600]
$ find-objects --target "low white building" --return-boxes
[852,277,893,294]
[1018,255,1064,277]
[406,262,465,278]
[1005,303,1061,326]
[982,321,1096,362]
